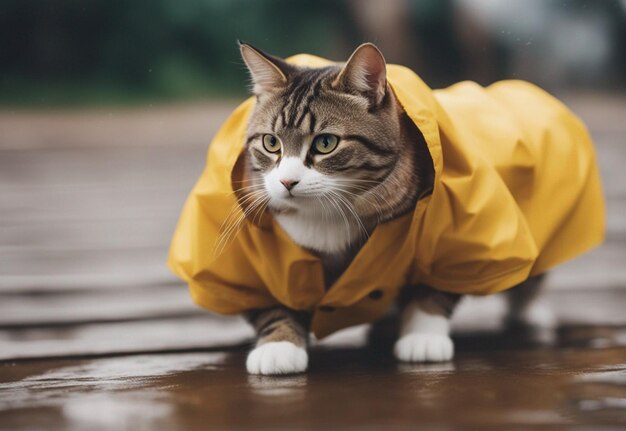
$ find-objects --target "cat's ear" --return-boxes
[239,42,290,95]
[332,43,387,107]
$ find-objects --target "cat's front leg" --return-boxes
[394,287,460,363]
[245,307,309,375]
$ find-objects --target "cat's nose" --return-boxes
[280,179,299,191]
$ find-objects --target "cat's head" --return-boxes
[239,42,407,222]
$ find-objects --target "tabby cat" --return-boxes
[237,42,554,375]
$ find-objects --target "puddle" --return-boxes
[579,397,626,411]
[571,365,626,421]
[559,326,626,349]
[396,362,456,375]
[0,353,226,410]
[577,368,626,385]
[62,393,173,431]
[247,374,308,399]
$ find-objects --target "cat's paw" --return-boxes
[394,333,454,363]
[246,341,308,375]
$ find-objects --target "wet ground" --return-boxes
[1,94,626,429]
[1,322,626,430]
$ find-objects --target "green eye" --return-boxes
[313,134,339,154]
[262,134,281,153]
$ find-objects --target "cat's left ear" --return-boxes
[332,43,387,107]
[239,41,290,95]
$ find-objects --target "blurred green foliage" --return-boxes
[0,0,356,106]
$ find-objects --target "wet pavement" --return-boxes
[1,324,626,430]
[1,95,626,429]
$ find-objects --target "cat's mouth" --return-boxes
[268,195,300,210]
[269,193,322,212]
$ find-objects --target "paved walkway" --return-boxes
[1,95,625,429]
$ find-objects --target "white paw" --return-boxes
[246,341,308,375]
[394,333,454,363]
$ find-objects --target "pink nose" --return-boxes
[280,179,299,191]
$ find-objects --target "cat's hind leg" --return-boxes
[394,287,460,363]
[504,274,557,329]
[245,307,309,375]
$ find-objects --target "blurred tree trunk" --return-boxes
[347,0,423,71]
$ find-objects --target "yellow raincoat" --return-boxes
[168,55,605,338]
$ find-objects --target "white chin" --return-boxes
[268,197,299,212]
[270,193,318,208]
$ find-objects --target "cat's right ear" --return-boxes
[239,42,289,95]
[332,43,387,107]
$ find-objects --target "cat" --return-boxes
[237,42,556,375]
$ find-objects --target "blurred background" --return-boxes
[1,0,626,367]
[2,0,625,106]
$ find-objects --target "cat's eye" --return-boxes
[262,134,281,153]
[313,134,339,154]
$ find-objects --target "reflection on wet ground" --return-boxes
[1,325,625,430]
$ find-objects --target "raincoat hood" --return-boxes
[169,54,605,338]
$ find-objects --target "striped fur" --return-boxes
[398,285,462,319]
[245,307,309,348]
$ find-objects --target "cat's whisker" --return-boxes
[330,186,384,223]
[251,196,271,226]
[339,194,370,240]
[347,176,405,218]
[319,195,331,224]
[227,184,265,196]
[362,188,395,215]
[320,195,339,228]
[215,195,267,257]
[325,192,352,240]
[214,212,247,256]
[231,183,265,191]
[219,191,265,234]
[329,181,388,216]
[330,179,395,211]
[231,176,258,184]
[214,190,268,256]
[327,190,369,242]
